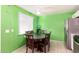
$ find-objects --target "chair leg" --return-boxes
[32,47,34,53]
[26,39,28,53]
[26,47,28,53]
[44,46,46,53]
[48,42,50,51]
[32,43,34,53]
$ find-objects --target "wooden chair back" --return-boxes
[45,32,51,40]
[27,35,34,48]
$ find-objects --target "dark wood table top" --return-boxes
[25,30,51,40]
[33,34,45,40]
[25,33,45,40]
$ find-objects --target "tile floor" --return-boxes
[12,40,73,53]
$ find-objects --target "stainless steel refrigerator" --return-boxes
[65,17,79,50]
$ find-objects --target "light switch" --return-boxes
[5,29,10,33]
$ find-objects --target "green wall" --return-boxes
[1,5,37,52]
[39,10,75,41]
[0,6,1,52]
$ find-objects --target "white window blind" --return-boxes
[19,13,33,34]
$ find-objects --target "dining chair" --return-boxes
[25,31,34,34]
[26,34,37,53]
[42,32,51,53]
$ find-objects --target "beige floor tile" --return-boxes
[12,40,72,53]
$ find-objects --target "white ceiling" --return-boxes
[18,5,78,15]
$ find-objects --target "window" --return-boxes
[19,12,33,34]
